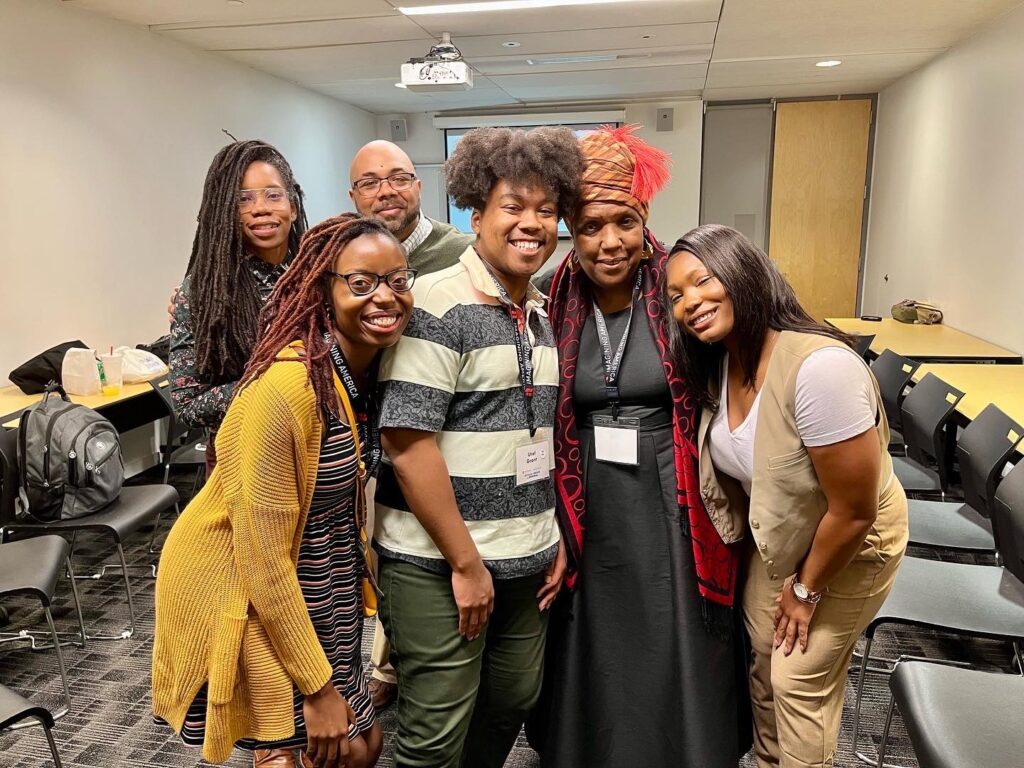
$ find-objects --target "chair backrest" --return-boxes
[0,428,20,526]
[991,459,1024,584]
[900,373,965,489]
[149,376,186,445]
[869,350,920,430]
[853,334,875,360]
[956,404,1024,516]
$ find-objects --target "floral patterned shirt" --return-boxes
[169,255,290,430]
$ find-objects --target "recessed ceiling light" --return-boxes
[399,0,648,16]
[226,0,244,5]
[395,82,408,88]
[641,34,654,39]
[816,59,842,68]
[502,41,521,47]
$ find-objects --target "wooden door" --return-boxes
[768,99,872,320]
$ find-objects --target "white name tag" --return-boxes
[516,440,551,486]
[593,415,639,466]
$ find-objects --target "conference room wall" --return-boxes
[863,2,1024,356]
[0,0,375,381]
[373,99,704,256]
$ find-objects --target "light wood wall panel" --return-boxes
[768,99,872,320]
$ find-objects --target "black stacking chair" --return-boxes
[851,459,1024,766]
[148,376,202,547]
[0,683,64,766]
[906,404,1022,555]
[877,661,1024,768]
[870,350,920,454]
[0,536,79,720]
[892,373,965,497]
[853,333,876,360]
[0,428,178,641]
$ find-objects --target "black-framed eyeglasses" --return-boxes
[351,173,417,196]
[327,268,418,296]
[238,187,291,211]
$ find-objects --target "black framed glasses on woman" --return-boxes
[351,173,417,196]
[327,268,418,296]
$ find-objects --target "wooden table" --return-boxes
[1,380,166,431]
[913,364,1024,428]
[825,318,1022,364]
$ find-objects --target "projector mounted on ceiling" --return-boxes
[400,32,473,92]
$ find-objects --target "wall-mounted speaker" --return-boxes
[656,107,674,132]
[389,118,408,142]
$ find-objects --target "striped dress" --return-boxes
[173,414,375,751]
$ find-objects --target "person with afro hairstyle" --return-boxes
[154,213,416,768]
[371,126,583,768]
[169,140,307,478]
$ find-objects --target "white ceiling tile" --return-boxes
[158,16,432,50]
[705,51,943,89]
[474,46,711,75]
[450,22,716,58]
[68,0,393,26]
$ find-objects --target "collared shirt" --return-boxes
[400,214,433,258]
[169,254,290,429]
[374,246,559,578]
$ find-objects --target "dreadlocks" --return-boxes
[186,140,308,385]
[238,213,399,424]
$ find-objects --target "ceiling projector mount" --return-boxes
[401,32,474,91]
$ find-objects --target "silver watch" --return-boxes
[792,580,823,605]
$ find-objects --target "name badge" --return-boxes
[516,439,551,486]
[593,415,639,466]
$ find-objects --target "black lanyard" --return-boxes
[481,259,537,438]
[592,266,644,418]
[325,333,382,478]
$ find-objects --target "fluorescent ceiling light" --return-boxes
[527,54,619,65]
[395,82,408,88]
[399,0,642,16]
[815,59,842,68]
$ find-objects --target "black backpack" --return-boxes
[16,383,124,522]
[8,340,89,394]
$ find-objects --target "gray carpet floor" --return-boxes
[1,467,1017,768]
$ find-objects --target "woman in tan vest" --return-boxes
[663,224,908,768]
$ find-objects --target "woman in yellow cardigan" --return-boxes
[664,225,908,768]
[153,213,415,768]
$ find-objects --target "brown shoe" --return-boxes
[368,677,397,710]
[254,748,296,767]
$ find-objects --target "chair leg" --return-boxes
[876,693,898,767]
[852,634,874,764]
[147,508,164,554]
[42,722,64,768]
[43,607,72,720]
[65,556,87,650]
[65,539,137,641]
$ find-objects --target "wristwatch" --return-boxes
[792,580,823,605]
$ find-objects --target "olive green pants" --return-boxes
[379,560,548,768]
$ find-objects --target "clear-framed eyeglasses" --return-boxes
[351,173,417,197]
[327,268,418,296]
[238,187,292,211]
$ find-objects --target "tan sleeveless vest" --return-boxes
[697,331,908,582]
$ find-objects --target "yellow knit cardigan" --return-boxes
[152,347,351,763]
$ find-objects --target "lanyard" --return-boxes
[481,259,537,437]
[592,266,644,417]
[325,333,382,479]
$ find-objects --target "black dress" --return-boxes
[538,304,748,767]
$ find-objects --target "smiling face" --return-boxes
[348,141,422,241]
[328,233,414,355]
[239,161,297,263]
[572,201,646,292]
[471,179,559,289]
[665,250,736,345]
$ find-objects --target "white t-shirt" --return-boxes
[707,346,876,494]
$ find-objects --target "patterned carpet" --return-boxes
[0,466,1016,768]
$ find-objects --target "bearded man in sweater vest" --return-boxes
[349,140,473,710]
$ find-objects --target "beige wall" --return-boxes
[863,3,1024,355]
[0,0,375,381]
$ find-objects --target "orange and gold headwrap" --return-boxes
[576,124,671,223]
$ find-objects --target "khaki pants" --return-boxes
[742,545,901,768]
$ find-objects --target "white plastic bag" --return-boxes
[62,348,102,395]
[114,346,169,383]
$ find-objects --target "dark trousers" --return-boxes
[379,560,549,768]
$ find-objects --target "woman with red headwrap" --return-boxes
[535,126,749,766]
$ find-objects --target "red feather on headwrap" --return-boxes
[598,123,671,203]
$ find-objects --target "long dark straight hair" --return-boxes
[663,224,854,410]
[186,140,308,386]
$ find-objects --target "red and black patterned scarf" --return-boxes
[548,229,740,609]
